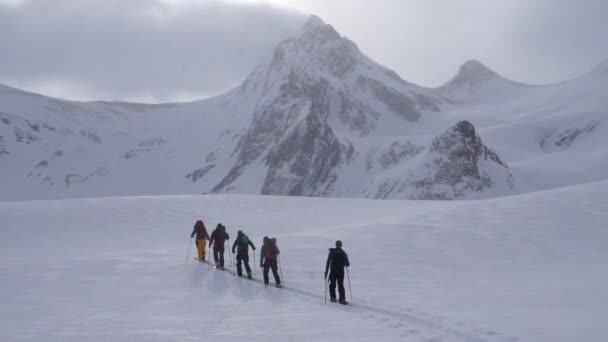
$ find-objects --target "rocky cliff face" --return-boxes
[211,15,440,196]
[372,121,514,200]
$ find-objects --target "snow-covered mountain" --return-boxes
[1,15,607,201]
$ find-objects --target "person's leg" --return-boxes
[270,259,281,285]
[213,248,219,264]
[219,246,225,268]
[243,254,252,277]
[236,254,243,276]
[337,270,346,303]
[329,272,337,301]
[201,240,206,261]
[196,239,205,261]
[263,262,270,284]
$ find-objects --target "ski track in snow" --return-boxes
[2,181,608,341]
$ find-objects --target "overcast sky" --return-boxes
[1,0,607,103]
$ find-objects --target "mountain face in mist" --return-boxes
[1,15,607,201]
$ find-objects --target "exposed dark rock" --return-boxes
[186,165,215,182]
[261,81,353,196]
[373,121,513,200]
[80,130,102,144]
[379,141,424,169]
[555,121,599,148]
[121,138,166,159]
[15,127,37,144]
[414,121,510,198]
[35,160,48,169]
[27,121,40,132]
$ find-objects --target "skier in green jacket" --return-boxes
[232,230,256,279]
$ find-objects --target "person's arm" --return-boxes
[248,240,256,250]
[232,239,238,254]
[190,227,196,238]
[345,252,350,267]
[275,245,280,256]
[209,231,215,248]
[204,229,210,240]
[325,252,332,279]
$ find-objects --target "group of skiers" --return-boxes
[190,220,282,288]
[190,220,351,304]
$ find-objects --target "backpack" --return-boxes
[265,239,277,259]
[195,221,206,239]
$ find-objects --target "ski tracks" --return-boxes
[212,264,517,342]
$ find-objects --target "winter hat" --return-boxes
[335,240,343,248]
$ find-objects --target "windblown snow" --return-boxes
[1,180,607,341]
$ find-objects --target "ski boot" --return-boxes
[330,297,337,303]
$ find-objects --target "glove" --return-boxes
[260,263,263,268]
[324,272,328,280]
[232,249,236,254]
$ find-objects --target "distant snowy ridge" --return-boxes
[0,15,607,201]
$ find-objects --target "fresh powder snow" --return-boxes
[2,180,607,341]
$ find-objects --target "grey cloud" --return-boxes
[280,0,608,86]
[506,0,608,82]
[1,0,606,102]
[0,0,305,102]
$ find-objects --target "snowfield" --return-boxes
[2,180,607,341]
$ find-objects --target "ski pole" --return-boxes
[324,276,328,304]
[225,242,230,270]
[186,238,193,261]
[346,267,352,302]
[278,255,285,284]
[252,250,256,277]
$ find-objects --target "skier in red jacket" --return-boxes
[208,224,230,269]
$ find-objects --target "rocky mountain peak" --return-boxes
[431,120,508,174]
[445,60,500,88]
[299,15,341,45]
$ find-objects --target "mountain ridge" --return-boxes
[0,15,607,201]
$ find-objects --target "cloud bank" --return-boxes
[0,0,305,102]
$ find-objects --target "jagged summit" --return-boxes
[294,15,358,57]
[302,15,331,32]
[444,60,501,88]
[438,60,529,102]
[297,15,341,45]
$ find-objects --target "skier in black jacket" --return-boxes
[232,230,256,279]
[325,240,350,304]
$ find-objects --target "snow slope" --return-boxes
[2,181,608,341]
